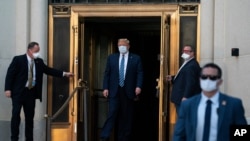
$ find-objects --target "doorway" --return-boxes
[78,17,161,141]
[48,4,184,141]
[48,3,201,140]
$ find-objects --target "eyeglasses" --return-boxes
[200,75,219,81]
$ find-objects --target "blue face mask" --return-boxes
[118,46,127,54]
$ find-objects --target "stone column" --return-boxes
[30,0,48,141]
[16,0,30,54]
[30,0,48,59]
[200,0,215,66]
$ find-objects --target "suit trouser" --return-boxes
[11,88,36,141]
[101,87,134,141]
[175,103,180,115]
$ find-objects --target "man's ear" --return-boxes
[218,79,223,86]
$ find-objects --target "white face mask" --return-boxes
[181,53,190,60]
[118,46,128,54]
[200,79,218,92]
[32,52,40,59]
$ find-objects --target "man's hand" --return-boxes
[166,75,172,81]
[135,87,141,96]
[103,89,109,98]
[182,97,187,101]
[5,90,11,98]
[64,72,74,77]
[133,87,141,101]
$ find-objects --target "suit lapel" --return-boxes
[22,54,29,74]
[126,53,132,72]
[34,59,40,75]
[174,58,194,80]
[217,93,227,132]
[191,95,201,131]
[115,53,120,71]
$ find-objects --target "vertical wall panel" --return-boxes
[179,16,197,66]
[52,18,70,122]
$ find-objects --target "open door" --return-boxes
[78,17,162,141]
[47,5,79,141]
[157,13,171,141]
[70,9,79,141]
[49,4,186,141]
[158,5,200,141]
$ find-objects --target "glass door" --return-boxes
[158,13,171,141]
[47,5,78,141]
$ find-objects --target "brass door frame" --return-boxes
[48,5,78,141]
[167,5,201,141]
[70,10,79,141]
[72,5,179,141]
[48,4,196,141]
[48,6,72,141]
[158,12,170,141]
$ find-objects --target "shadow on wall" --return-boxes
[0,121,11,140]
[247,118,250,125]
[0,120,46,141]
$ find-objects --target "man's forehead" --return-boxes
[33,45,40,51]
[118,41,128,44]
[202,67,218,74]
[183,46,191,49]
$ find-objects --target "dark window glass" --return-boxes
[52,18,70,122]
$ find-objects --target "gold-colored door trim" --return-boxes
[48,5,79,141]
[72,4,178,17]
[70,9,79,141]
[158,12,171,141]
[48,4,186,141]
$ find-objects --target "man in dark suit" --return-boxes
[4,42,73,141]
[173,63,247,141]
[166,45,201,114]
[100,38,143,141]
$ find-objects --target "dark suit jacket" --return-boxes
[103,53,143,99]
[173,93,247,141]
[5,54,63,101]
[171,58,201,105]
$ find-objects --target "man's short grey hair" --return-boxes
[118,38,130,44]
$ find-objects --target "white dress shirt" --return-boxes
[26,54,36,87]
[174,57,194,80]
[196,92,219,141]
[119,52,128,78]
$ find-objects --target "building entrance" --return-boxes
[78,17,161,141]
[48,4,196,141]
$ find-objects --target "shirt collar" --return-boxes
[184,57,194,64]
[201,91,220,105]
[26,54,33,62]
[120,52,129,57]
